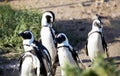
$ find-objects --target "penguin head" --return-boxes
[18,30,34,43]
[41,11,55,27]
[56,33,69,46]
[92,19,103,32]
[92,14,104,28]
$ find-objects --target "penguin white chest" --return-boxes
[41,27,52,41]
[58,47,75,67]
[87,33,104,59]
[40,27,56,61]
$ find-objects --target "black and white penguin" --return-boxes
[40,11,57,65]
[86,15,109,61]
[56,33,80,76]
[18,30,52,76]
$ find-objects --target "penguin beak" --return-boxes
[18,33,21,36]
[18,32,23,37]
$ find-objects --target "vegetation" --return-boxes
[0,4,120,76]
[64,55,120,76]
[0,4,42,53]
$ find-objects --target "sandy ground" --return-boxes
[0,0,120,76]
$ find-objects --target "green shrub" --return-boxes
[0,4,42,52]
[64,55,120,76]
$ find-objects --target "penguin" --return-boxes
[55,33,80,76]
[86,15,109,62]
[40,11,57,65]
[18,30,52,76]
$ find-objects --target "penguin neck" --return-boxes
[41,18,52,27]
[91,26,102,33]
[23,39,33,45]
[42,23,52,27]
[88,27,102,37]
[57,41,73,51]
[57,41,69,48]
[23,39,34,52]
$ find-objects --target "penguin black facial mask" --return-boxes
[56,34,66,44]
[46,11,55,22]
[18,30,32,39]
[46,15,52,23]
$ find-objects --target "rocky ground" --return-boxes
[0,0,120,76]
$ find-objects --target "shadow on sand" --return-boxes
[54,16,120,66]
[54,17,120,50]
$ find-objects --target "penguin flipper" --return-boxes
[71,49,78,63]
[85,39,88,56]
[102,36,109,57]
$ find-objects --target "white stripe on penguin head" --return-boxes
[92,19,103,32]
[41,11,55,27]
